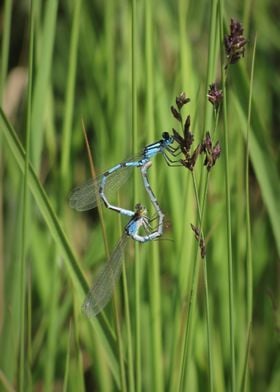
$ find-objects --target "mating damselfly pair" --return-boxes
[69,132,182,316]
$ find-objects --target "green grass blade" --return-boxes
[131,1,141,391]
[43,256,60,391]
[219,5,236,390]
[0,0,13,348]
[145,1,163,391]
[245,34,257,327]
[19,3,34,390]
[0,0,12,99]
[63,322,72,392]
[60,0,82,186]
[31,0,58,171]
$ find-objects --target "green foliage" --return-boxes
[0,0,279,391]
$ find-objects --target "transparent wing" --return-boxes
[69,166,133,211]
[82,233,128,317]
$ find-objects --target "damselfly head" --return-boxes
[134,203,147,217]
[162,131,174,144]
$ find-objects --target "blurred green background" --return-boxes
[0,0,279,391]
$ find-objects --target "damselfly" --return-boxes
[82,203,161,317]
[69,132,180,216]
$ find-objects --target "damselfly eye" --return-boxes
[162,131,170,140]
